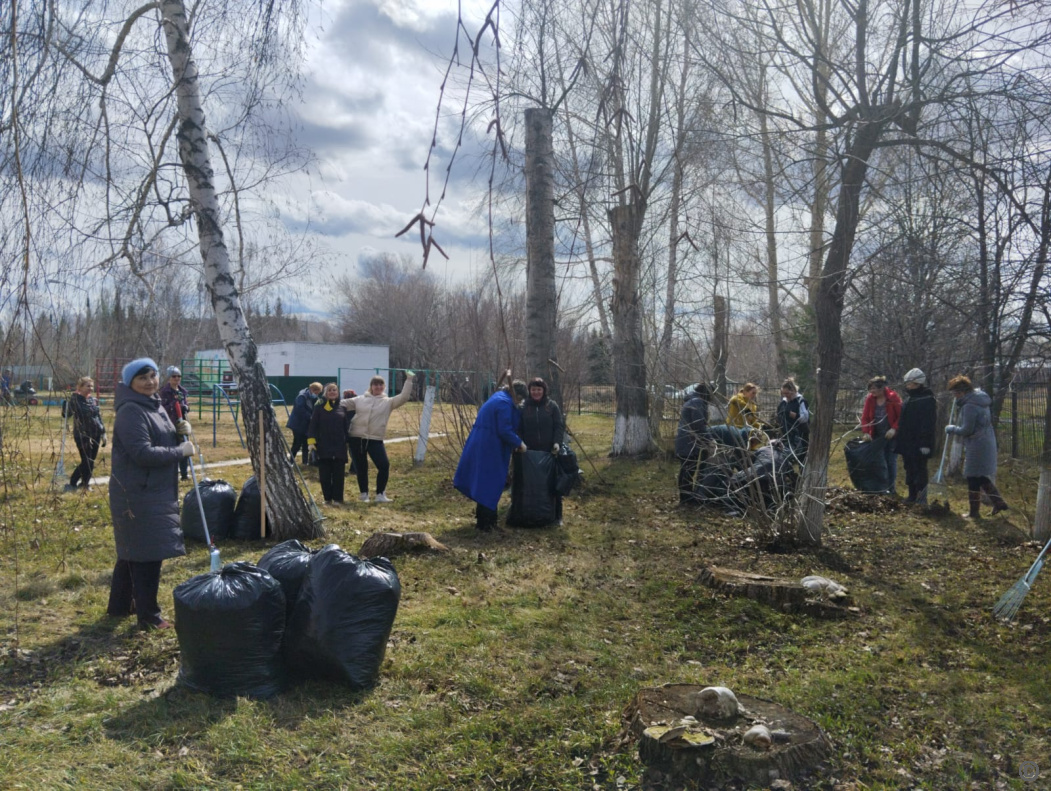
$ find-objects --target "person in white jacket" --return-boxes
[341,371,416,502]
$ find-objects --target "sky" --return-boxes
[278,0,509,315]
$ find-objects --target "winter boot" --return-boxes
[963,490,982,519]
[984,482,1010,515]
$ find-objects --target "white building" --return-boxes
[196,342,390,395]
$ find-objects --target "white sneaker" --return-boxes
[359,492,369,502]
[374,493,391,503]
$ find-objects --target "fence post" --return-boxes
[1011,390,1019,459]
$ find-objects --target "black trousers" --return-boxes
[348,437,390,494]
[901,453,929,502]
[70,433,101,487]
[317,459,346,502]
[677,453,706,503]
[475,501,498,530]
[107,559,164,626]
[290,431,309,464]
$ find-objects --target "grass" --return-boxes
[1,406,1050,789]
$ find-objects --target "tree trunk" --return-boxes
[760,108,787,380]
[524,107,561,406]
[609,202,654,456]
[160,0,321,541]
[1035,374,1051,541]
[797,120,884,546]
[712,294,729,400]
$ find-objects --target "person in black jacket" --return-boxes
[306,383,348,505]
[895,368,938,504]
[65,376,107,491]
[775,378,809,464]
[286,382,322,464]
[675,383,711,504]
[519,377,566,525]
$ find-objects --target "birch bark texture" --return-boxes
[523,107,562,406]
[159,0,321,540]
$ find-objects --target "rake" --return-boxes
[993,533,1051,621]
[926,399,956,503]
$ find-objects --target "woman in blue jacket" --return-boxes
[286,382,322,464]
[454,376,528,532]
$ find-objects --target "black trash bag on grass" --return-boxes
[844,437,890,494]
[284,545,401,690]
[257,540,315,621]
[232,476,270,540]
[173,562,287,698]
[181,479,237,543]
[507,450,558,527]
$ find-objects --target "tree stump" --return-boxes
[625,683,831,788]
[699,566,858,619]
[357,531,449,559]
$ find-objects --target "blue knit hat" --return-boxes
[122,357,159,386]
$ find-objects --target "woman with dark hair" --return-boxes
[341,371,416,502]
[946,375,1008,518]
[775,378,809,463]
[454,374,528,532]
[65,376,107,491]
[107,358,194,629]
[675,382,710,504]
[895,368,938,504]
[307,383,349,505]
[860,375,902,495]
[519,377,566,525]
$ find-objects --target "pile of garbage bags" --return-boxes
[682,433,799,514]
[181,476,270,544]
[173,542,401,698]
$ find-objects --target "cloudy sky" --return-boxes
[278,0,510,313]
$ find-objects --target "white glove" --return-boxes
[945,425,957,433]
[920,447,930,456]
[519,442,528,453]
[175,419,192,436]
[552,443,560,454]
[885,428,896,440]
[177,440,195,457]
[860,434,872,442]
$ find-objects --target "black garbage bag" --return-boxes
[173,561,287,699]
[696,469,730,503]
[232,476,270,540]
[257,540,315,621]
[506,450,558,527]
[844,437,890,493]
[284,545,401,689]
[555,444,580,497]
[181,479,237,543]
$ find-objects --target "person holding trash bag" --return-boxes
[340,371,416,503]
[675,382,711,504]
[454,375,528,532]
[287,381,322,465]
[159,366,192,481]
[307,383,349,506]
[107,358,194,630]
[775,378,810,464]
[946,375,1009,518]
[860,375,902,495]
[517,377,566,526]
[727,383,761,430]
[895,368,938,505]
[65,376,106,491]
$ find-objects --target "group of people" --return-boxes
[860,370,1008,518]
[284,373,416,506]
[453,374,565,532]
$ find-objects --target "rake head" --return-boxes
[993,579,1031,622]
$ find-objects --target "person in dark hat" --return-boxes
[107,357,195,629]
[675,382,711,504]
[519,376,566,525]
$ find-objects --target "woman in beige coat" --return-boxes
[341,372,416,502]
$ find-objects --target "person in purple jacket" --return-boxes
[454,375,528,532]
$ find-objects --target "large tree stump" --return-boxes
[699,566,858,619]
[625,683,831,788]
[358,532,449,559]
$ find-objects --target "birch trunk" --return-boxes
[759,106,787,379]
[609,202,654,456]
[524,107,561,406]
[1035,374,1051,541]
[160,0,322,541]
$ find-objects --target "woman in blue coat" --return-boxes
[107,358,195,629]
[454,377,528,532]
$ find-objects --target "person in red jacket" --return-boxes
[860,375,903,495]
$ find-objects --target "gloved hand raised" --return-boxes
[920,447,930,456]
[885,428,896,440]
[175,419,192,436]
[177,440,195,458]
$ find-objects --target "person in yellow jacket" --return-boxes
[727,383,761,429]
[340,371,416,502]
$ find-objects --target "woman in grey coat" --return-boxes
[107,358,195,629]
[946,375,1008,519]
